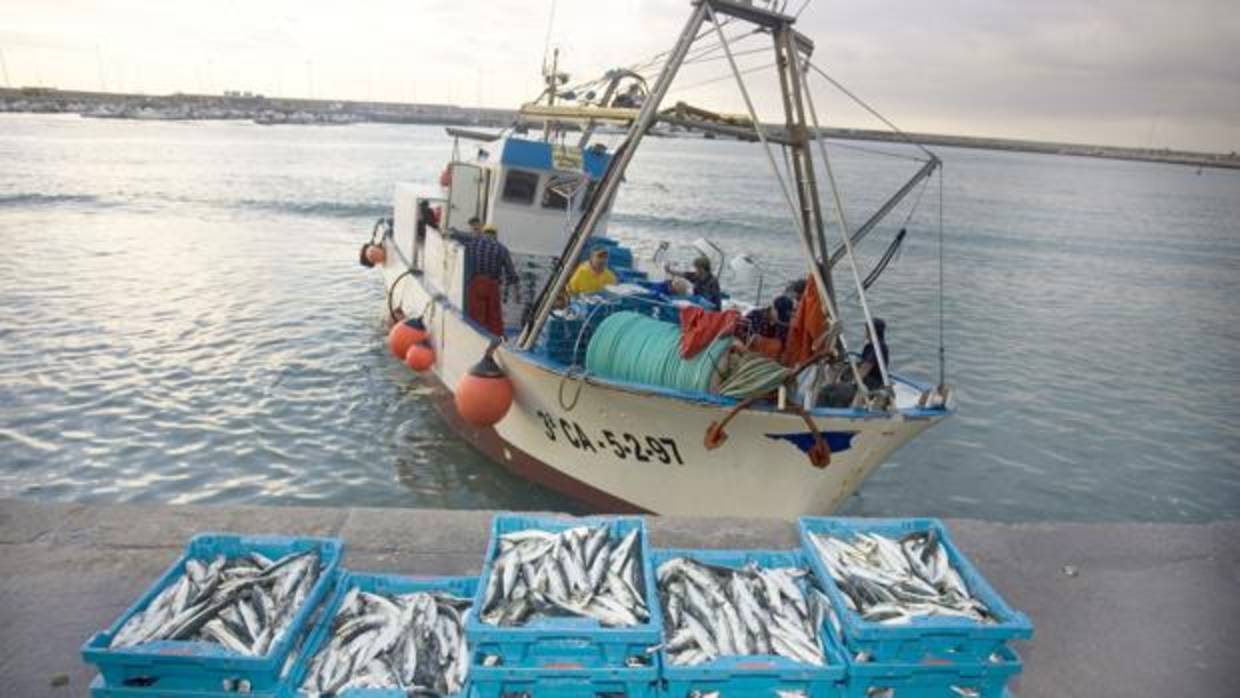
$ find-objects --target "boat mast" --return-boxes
[517,1,711,349]
[771,24,835,305]
[702,1,867,393]
[543,48,559,141]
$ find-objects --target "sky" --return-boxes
[1,0,1236,152]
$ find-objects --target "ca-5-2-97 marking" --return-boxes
[535,409,684,465]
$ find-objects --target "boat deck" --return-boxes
[2,499,1233,697]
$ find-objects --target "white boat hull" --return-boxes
[387,266,946,517]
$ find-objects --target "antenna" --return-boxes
[1144,112,1162,149]
[541,0,558,75]
[0,47,10,89]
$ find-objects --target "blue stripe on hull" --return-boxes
[765,431,857,454]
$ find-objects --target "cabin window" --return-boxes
[501,169,539,205]
[542,175,583,210]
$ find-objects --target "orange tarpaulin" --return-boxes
[750,335,783,360]
[679,306,740,359]
[782,277,831,366]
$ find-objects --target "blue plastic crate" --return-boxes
[467,514,663,668]
[89,674,287,698]
[650,548,847,698]
[843,646,1022,698]
[469,659,659,698]
[286,572,478,698]
[798,518,1032,663]
[616,269,648,283]
[81,533,343,693]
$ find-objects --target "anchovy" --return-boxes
[657,558,828,667]
[300,589,470,696]
[480,525,649,628]
[807,531,993,624]
[109,549,325,657]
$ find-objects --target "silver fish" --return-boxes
[480,525,649,628]
[299,589,470,696]
[657,557,828,667]
[808,531,993,624]
[109,549,325,657]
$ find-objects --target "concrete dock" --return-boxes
[1,499,1236,697]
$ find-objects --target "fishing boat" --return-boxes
[364,0,952,516]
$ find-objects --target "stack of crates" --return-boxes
[282,572,478,698]
[81,533,344,698]
[80,517,1034,697]
[650,548,847,698]
[465,514,663,698]
[799,518,1032,698]
[536,297,622,366]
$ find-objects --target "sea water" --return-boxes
[1,114,1237,522]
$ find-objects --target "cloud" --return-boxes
[0,0,1235,151]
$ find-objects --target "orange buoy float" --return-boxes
[404,339,435,372]
[455,353,513,427]
[388,317,427,360]
[364,244,386,266]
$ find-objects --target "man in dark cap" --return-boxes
[452,223,518,336]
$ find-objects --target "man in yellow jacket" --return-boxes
[566,246,617,296]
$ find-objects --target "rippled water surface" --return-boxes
[1,114,1237,521]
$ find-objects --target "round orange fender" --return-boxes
[388,317,427,360]
[455,353,513,427]
[405,339,435,372]
[364,244,386,266]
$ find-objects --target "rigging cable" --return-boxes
[938,164,946,386]
[670,61,777,94]
[861,229,905,290]
[704,2,867,393]
[557,18,741,99]
[836,174,926,304]
[554,19,773,112]
[807,62,935,161]
[681,43,768,67]
[820,139,929,163]
[799,58,891,391]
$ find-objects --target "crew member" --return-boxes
[856,317,890,391]
[738,296,794,359]
[666,256,722,307]
[818,317,890,407]
[452,223,518,336]
[567,246,617,296]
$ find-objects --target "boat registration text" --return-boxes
[535,409,685,465]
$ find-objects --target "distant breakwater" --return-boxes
[2,87,1236,170]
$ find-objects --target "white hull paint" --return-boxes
[384,262,946,518]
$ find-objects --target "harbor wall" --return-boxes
[0,498,1236,697]
[2,87,1237,170]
